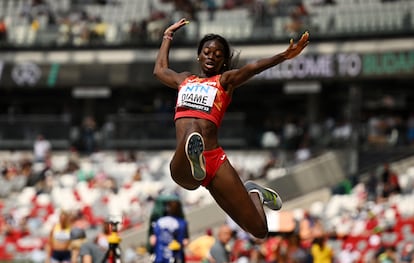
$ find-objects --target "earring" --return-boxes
[197,58,200,61]
[223,64,227,66]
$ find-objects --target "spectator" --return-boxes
[295,141,311,162]
[80,116,98,154]
[150,199,189,263]
[33,134,51,162]
[261,130,280,149]
[299,211,324,249]
[284,2,308,37]
[365,170,379,202]
[46,210,73,263]
[90,16,107,44]
[310,236,334,263]
[187,228,215,260]
[69,227,106,263]
[207,224,233,263]
[380,163,401,199]
[331,118,351,146]
[129,19,148,44]
[25,162,53,195]
[204,0,217,20]
[0,16,7,44]
[284,234,311,263]
[400,242,414,263]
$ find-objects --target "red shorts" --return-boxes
[201,147,227,187]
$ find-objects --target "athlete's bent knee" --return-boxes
[170,163,200,190]
[251,228,268,239]
[247,223,268,239]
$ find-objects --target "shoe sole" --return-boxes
[185,132,206,181]
[244,180,282,210]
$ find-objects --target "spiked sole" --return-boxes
[185,132,206,181]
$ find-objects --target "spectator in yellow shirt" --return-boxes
[311,236,334,263]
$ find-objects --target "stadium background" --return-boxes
[1,0,414,262]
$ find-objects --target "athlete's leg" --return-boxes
[206,161,269,239]
[170,123,204,190]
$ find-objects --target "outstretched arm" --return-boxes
[153,18,192,89]
[220,31,309,91]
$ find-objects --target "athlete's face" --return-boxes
[198,40,226,77]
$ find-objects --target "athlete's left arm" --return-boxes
[220,32,309,91]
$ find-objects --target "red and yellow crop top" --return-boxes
[174,75,231,127]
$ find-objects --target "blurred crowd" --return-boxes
[1,136,414,262]
[0,139,270,261]
[182,160,414,263]
[0,0,328,47]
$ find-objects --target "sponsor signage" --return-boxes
[11,62,42,86]
[255,50,414,81]
[0,50,413,88]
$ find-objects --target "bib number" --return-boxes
[177,83,217,113]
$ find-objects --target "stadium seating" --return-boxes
[1,0,412,47]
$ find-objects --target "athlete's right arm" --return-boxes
[153,18,191,89]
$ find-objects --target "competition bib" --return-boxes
[177,83,217,113]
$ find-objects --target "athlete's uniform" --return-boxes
[174,75,231,186]
[50,223,71,262]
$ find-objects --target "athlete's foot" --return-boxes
[244,181,282,210]
[185,132,206,181]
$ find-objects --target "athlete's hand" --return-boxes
[284,31,309,59]
[164,18,190,35]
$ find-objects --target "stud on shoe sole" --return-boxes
[185,132,206,181]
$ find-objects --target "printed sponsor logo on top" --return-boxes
[178,83,217,113]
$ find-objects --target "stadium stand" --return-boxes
[0,0,412,47]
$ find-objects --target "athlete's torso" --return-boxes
[51,223,71,250]
[174,75,231,127]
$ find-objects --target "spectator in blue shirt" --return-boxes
[150,200,189,263]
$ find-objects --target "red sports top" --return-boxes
[174,75,231,127]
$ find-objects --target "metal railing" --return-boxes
[0,115,71,149]
[0,113,247,150]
